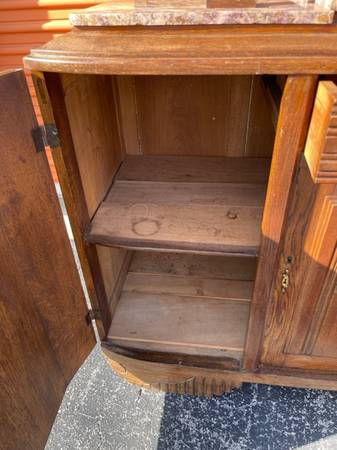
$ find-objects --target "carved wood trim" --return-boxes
[305,81,337,183]
[103,348,242,397]
[102,345,337,392]
[303,248,337,355]
[260,157,337,367]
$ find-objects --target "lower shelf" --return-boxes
[107,252,255,366]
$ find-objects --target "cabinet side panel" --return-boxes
[61,73,124,217]
[60,73,131,306]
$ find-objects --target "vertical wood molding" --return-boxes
[260,160,337,369]
[305,81,337,184]
[283,187,337,356]
[303,247,337,356]
[243,75,318,371]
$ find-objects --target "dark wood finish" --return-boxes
[103,342,241,372]
[0,69,95,450]
[87,156,268,255]
[305,81,337,183]
[244,75,318,370]
[24,26,337,75]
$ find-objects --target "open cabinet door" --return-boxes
[260,81,337,374]
[0,70,96,449]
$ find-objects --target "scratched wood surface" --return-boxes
[0,69,95,450]
[107,251,253,366]
[87,156,268,255]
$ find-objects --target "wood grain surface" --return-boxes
[261,158,337,371]
[87,156,267,255]
[107,251,253,365]
[304,81,337,183]
[0,69,95,450]
[244,75,318,370]
[116,76,276,158]
[102,345,337,393]
[25,26,337,75]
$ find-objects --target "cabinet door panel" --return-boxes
[0,70,96,450]
[261,81,337,373]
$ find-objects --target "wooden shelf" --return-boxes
[107,252,254,363]
[87,156,269,255]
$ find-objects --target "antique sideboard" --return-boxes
[1,1,337,448]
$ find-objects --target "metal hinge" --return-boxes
[31,124,60,153]
[86,309,102,325]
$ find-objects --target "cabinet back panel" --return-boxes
[122,75,275,157]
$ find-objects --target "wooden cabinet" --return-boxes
[1,4,337,447]
[261,81,337,372]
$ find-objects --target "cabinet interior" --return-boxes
[57,73,284,368]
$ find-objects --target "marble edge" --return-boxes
[69,8,334,26]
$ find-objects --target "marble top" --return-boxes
[70,0,334,26]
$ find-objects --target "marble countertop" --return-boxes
[70,0,334,26]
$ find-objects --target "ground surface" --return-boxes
[46,345,337,450]
[47,186,337,450]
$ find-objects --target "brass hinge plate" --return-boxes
[32,124,60,153]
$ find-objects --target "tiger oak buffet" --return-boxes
[1,1,337,448]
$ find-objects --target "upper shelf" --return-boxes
[70,0,334,26]
[86,155,270,256]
